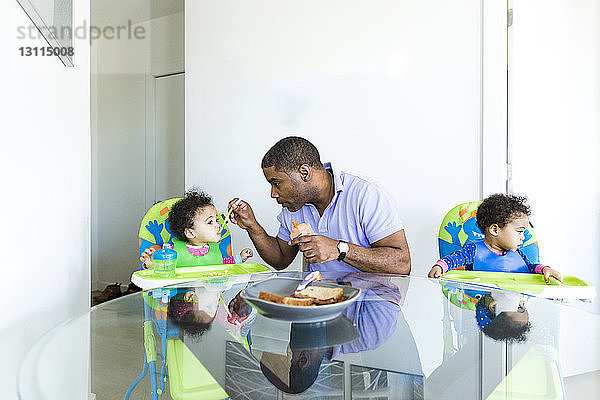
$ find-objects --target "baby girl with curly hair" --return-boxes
[140,189,253,268]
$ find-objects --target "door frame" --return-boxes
[481,0,509,197]
[145,62,184,209]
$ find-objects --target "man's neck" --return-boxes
[312,169,335,216]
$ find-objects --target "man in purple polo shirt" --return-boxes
[227,136,411,274]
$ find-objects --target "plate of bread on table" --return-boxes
[241,275,361,323]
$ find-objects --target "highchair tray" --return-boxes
[440,270,596,301]
[131,263,271,290]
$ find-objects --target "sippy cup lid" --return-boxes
[153,245,178,261]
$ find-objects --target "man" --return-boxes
[228,136,411,274]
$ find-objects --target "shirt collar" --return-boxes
[323,162,344,193]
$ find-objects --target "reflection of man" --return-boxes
[253,275,402,394]
[258,331,329,394]
[228,136,411,274]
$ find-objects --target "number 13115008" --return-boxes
[19,47,74,57]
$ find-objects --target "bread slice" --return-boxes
[294,286,344,304]
[282,297,314,306]
[259,291,285,303]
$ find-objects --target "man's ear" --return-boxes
[488,224,499,237]
[298,164,312,182]
[185,228,196,240]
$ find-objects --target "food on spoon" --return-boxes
[290,221,313,241]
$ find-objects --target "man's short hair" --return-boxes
[259,351,325,394]
[261,136,324,173]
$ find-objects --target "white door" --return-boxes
[154,73,185,202]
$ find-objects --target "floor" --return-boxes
[564,370,600,399]
[91,295,170,399]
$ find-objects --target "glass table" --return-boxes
[17,271,600,399]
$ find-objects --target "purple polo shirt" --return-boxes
[276,162,404,273]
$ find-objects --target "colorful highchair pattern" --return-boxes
[138,198,233,270]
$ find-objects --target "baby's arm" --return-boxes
[239,248,253,262]
[428,243,477,278]
[222,248,254,264]
[541,266,562,283]
[517,249,563,283]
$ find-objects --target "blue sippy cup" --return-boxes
[152,243,178,278]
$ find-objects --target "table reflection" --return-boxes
[15,272,600,400]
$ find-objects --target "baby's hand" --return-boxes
[240,248,253,262]
[542,266,563,284]
[428,265,443,278]
[228,291,252,323]
[140,247,157,268]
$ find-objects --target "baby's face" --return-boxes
[486,293,529,325]
[187,205,222,243]
[182,287,220,321]
[496,213,528,252]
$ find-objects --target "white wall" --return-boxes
[0,0,90,398]
[185,0,486,274]
[92,11,184,287]
[509,0,600,312]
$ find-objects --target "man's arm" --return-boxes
[227,198,298,270]
[344,230,411,274]
[245,224,298,270]
[289,230,411,274]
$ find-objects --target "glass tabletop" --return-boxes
[17,271,600,399]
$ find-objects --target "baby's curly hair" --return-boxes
[168,296,212,338]
[481,312,532,343]
[169,189,213,242]
[476,193,531,233]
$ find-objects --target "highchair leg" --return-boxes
[124,300,160,400]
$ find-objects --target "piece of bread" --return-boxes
[294,286,344,304]
[290,222,313,240]
[282,297,314,306]
[259,291,285,303]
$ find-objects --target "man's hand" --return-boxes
[428,265,443,278]
[542,266,563,283]
[289,234,339,263]
[227,198,259,232]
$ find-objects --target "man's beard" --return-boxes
[283,182,318,212]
